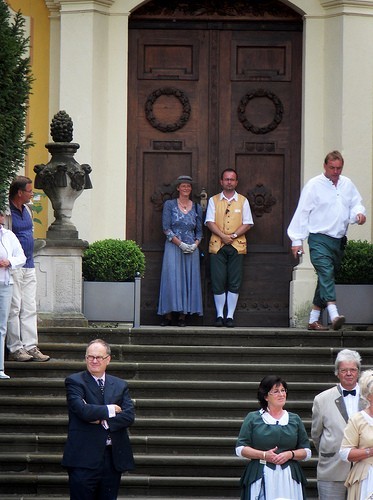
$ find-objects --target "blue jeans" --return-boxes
[0,282,13,370]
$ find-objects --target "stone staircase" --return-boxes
[0,325,372,499]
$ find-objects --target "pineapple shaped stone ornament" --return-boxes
[34,111,92,239]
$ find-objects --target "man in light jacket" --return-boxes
[311,349,364,499]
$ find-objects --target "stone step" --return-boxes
[0,472,317,498]
[0,377,333,399]
[0,432,318,456]
[0,414,313,436]
[31,342,373,364]
[0,394,315,418]
[0,433,236,454]
[2,359,354,382]
[37,325,373,347]
[1,325,365,498]
[0,451,317,477]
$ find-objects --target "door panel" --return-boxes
[127,18,302,326]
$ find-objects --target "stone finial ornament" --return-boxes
[34,111,92,239]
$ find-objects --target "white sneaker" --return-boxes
[0,371,10,379]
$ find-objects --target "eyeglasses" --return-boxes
[268,389,287,396]
[86,355,109,362]
[339,368,358,374]
[22,189,34,194]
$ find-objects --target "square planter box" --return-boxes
[334,284,373,324]
[83,277,141,327]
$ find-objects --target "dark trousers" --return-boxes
[68,448,122,500]
[210,245,244,294]
[308,233,344,308]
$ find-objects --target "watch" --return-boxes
[232,233,238,239]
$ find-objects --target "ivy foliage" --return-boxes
[82,239,146,282]
[0,0,33,212]
[335,240,373,284]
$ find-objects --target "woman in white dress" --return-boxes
[340,369,373,499]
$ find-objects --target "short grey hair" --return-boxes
[359,369,373,405]
[334,349,361,375]
[86,338,111,356]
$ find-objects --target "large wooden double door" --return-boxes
[127,3,303,326]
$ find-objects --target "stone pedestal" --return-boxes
[34,238,88,327]
[288,241,317,328]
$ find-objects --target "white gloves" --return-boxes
[179,242,197,254]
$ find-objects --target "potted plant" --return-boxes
[335,240,373,324]
[82,239,146,326]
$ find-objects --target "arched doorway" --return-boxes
[127,0,303,326]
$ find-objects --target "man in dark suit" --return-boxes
[62,338,135,500]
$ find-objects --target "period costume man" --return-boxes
[205,168,253,327]
[287,150,366,330]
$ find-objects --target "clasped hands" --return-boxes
[264,446,291,465]
[179,242,197,254]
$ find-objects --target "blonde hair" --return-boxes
[359,369,373,407]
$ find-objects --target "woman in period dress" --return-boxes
[157,175,203,327]
[339,369,373,500]
[236,375,311,500]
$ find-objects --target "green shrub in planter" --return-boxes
[82,239,145,282]
[335,240,373,284]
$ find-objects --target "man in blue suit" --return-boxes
[62,338,135,500]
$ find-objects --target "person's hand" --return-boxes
[0,259,10,268]
[265,446,292,465]
[179,242,194,253]
[179,242,190,253]
[273,450,294,465]
[114,405,122,413]
[264,446,279,464]
[356,213,366,225]
[189,244,197,252]
[221,234,234,245]
[291,246,303,258]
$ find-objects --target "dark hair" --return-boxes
[257,375,288,411]
[9,176,32,200]
[220,168,238,181]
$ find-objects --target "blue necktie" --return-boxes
[343,389,356,397]
[98,378,104,394]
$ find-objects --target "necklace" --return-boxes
[178,200,189,212]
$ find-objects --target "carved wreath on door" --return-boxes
[145,87,191,133]
[237,88,284,134]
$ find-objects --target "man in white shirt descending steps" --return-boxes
[287,150,366,331]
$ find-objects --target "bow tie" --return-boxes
[343,389,356,397]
